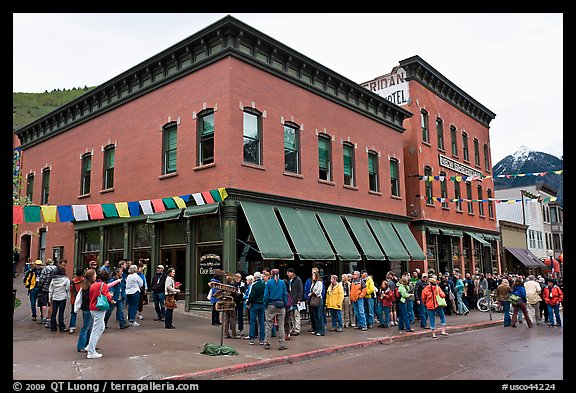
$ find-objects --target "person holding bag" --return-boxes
[86,270,116,359]
[421,275,448,338]
[164,267,180,329]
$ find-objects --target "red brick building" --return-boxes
[14,16,496,310]
[362,57,499,276]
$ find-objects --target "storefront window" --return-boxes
[197,245,223,301]
[81,228,100,269]
[197,216,222,242]
[106,225,124,266]
[160,221,187,300]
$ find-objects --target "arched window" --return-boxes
[284,122,300,174]
[343,142,355,186]
[318,134,332,181]
[243,108,262,165]
[424,166,433,205]
[197,109,214,166]
[80,153,92,195]
[162,122,177,174]
[390,158,400,197]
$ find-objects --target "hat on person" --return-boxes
[422,273,428,278]
[361,269,367,274]
[157,265,164,269]
[287,268,295,273]
[538,276,545,283]
[415,268,421,273]
[34,260,43,265]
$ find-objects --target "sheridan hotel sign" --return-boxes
[360,66,409,106]
[438,154,483,178]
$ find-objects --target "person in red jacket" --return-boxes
[86,270,118,359]
[421,276,448,338]
[542,278,563,327]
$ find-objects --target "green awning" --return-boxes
[391,222,427,260]
[240,201,293,260]
[367,219,410,261]
[440,228,455,236]
[427,226,440,235]
[316,212,361,261]
[183,203,219,218]
[277,207,335,260]
[466,231,490,246]
[343,216,385,260]
[452,230,464,238]
[482,233,499,241]
[146,208,183,223]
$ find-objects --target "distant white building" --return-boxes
[495,184,562,260]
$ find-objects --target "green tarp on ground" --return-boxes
[201,343,239,356]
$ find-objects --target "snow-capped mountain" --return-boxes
[493,146,563,206]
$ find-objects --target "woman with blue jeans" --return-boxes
[377,280,394,327]
[86,271,115,359]
[496,279,512,327]
[76,269,96,352]
[396,277,414,332]
[125,264,143,326]
[454,275,469,315]
[421,276,448,338]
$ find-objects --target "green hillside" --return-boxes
[12,86,95,131]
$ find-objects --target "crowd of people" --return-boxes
[21,258,180,359]
[21,259,563,356]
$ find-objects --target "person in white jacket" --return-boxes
[48,267,70,332]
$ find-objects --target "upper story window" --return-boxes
[424,166,433,205]
[421,110,429,143]
[284,122,300,174]
[450,126,458,156]
[103,144,115,190]
[390,158,400,197]
[243,109,262,165]
[440,171,448,208]
[198,110,214,166]
[550,206,559,223]
[462,132,469,162]
[474,138,480,167]
[368,151,379,192]
[483,144,490,171]
[163,122,177,174]
[38,228,47,262]
[41,168,50,204]
[343,143,355,186]
[318,134,332,181]
[466,181,473,214]
[26,173,34,202]
[436,118,444,150]
[487,188,494,219]
[454,180,462,212]
[80,153,92,195]
[477,185,484,216]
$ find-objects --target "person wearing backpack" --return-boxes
[23,260,43,321]
[36,258,58,326]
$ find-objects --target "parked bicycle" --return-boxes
[477,291,513,315]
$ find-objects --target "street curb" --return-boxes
[165,319,502,380]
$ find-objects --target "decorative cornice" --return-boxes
[399,55,496,127]
[15,15,412,149]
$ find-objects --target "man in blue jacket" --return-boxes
[262,269,288,351]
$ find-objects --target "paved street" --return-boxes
[12,276,561,381]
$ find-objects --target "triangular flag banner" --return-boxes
[40,205,57,223]
[179,194,191,202]
[57,205,74,222]
[202,191,215,204]
[24,205,41,222]
[192,193,205,205]
[13,205,24,224]
[102,203,119,218]
[128,201,141,217]
[210,189,223,202]
[162,197,177,209]
[218,188,228,200]
[115,202,130,218]
[139,200,154,215]
[87,204,105,220]
[173,196,187,209]
[72,205,89,221]
[151,199,166,212]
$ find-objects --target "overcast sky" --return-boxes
[13,13,563,164]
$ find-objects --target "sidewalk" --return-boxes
[12,277,504,380]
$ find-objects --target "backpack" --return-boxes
[23,270,36,290]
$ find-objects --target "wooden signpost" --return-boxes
[208,276,239,346]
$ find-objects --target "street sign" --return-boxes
[215,301,236,311]
[208,281,240,293]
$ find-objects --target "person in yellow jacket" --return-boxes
[326,275,344,332]
[361,270,376,328]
